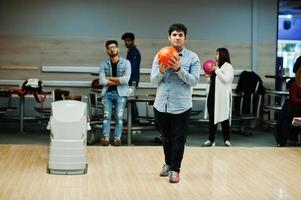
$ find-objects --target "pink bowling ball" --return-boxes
[202,59,216,75]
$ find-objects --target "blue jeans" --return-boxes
[102,91,127,139]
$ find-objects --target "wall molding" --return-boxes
[42,65,243,75]
[0,79,237,90]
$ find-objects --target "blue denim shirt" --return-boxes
[150,47,200,114]
[99,57,131,97]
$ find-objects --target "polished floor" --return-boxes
[1,121,301,199]
[1,145,301,200]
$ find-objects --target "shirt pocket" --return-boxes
[104,67,110,76]
[180,58,191,71]
[117,67,125,77]
[182,64,190,71]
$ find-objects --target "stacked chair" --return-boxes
[47,100,89,175]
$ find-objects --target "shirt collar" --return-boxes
[178,47,186,57]
[128,45,136,52]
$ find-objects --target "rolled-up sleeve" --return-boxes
[99,62,108,85]
[118,60,131,84]
[150,55,164,84]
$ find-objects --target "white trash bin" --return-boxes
[47,100,89,175]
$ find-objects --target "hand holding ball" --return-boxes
[202,60,216,75]
[157,46,179,67]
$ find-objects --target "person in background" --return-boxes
[276,56,301,146]
[121,32,141,124]
[288,56,301,125]
[202,48,234,147]
[289,56,301,114]
[151,23,200,183]
[293,56,301,74]
[99,40,131,146]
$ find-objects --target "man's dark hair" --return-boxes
[105,40,118,48]
[217,48,231,67]
[121,32,135,40]
[168,23,187,36]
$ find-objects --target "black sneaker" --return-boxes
[159,164,170,177]
[112,138,121,146]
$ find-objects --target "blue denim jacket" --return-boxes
[150,47,200,114]
[99,57,131,97]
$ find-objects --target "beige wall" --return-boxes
[0,36,275,95]
[0,0,278,95]
[257,42,277,89]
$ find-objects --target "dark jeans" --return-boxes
[129,81,139,123]
[154,108,191,173]
[289,105,301,119]
[131,102,139,122]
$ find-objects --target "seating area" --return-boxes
[0,65,298,147]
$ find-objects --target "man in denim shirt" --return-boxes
[99,40,131,146]
[151,24,200,183]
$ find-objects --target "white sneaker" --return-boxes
[224,140,231,147]
[202,140,215,147]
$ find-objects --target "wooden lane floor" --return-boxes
[0,145,301,200]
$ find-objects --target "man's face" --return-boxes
[168,30,186,49]
[106,44,119,57]
[124,38,134,48]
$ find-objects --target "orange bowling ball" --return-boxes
[157,46,179,67]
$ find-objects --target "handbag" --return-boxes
[22,78,43,92]
[22,79,46,105]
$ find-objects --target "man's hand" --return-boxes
[167,56,181,72]
[159,63,166,74]
[107,80,117,86]
[107,77,120,85]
